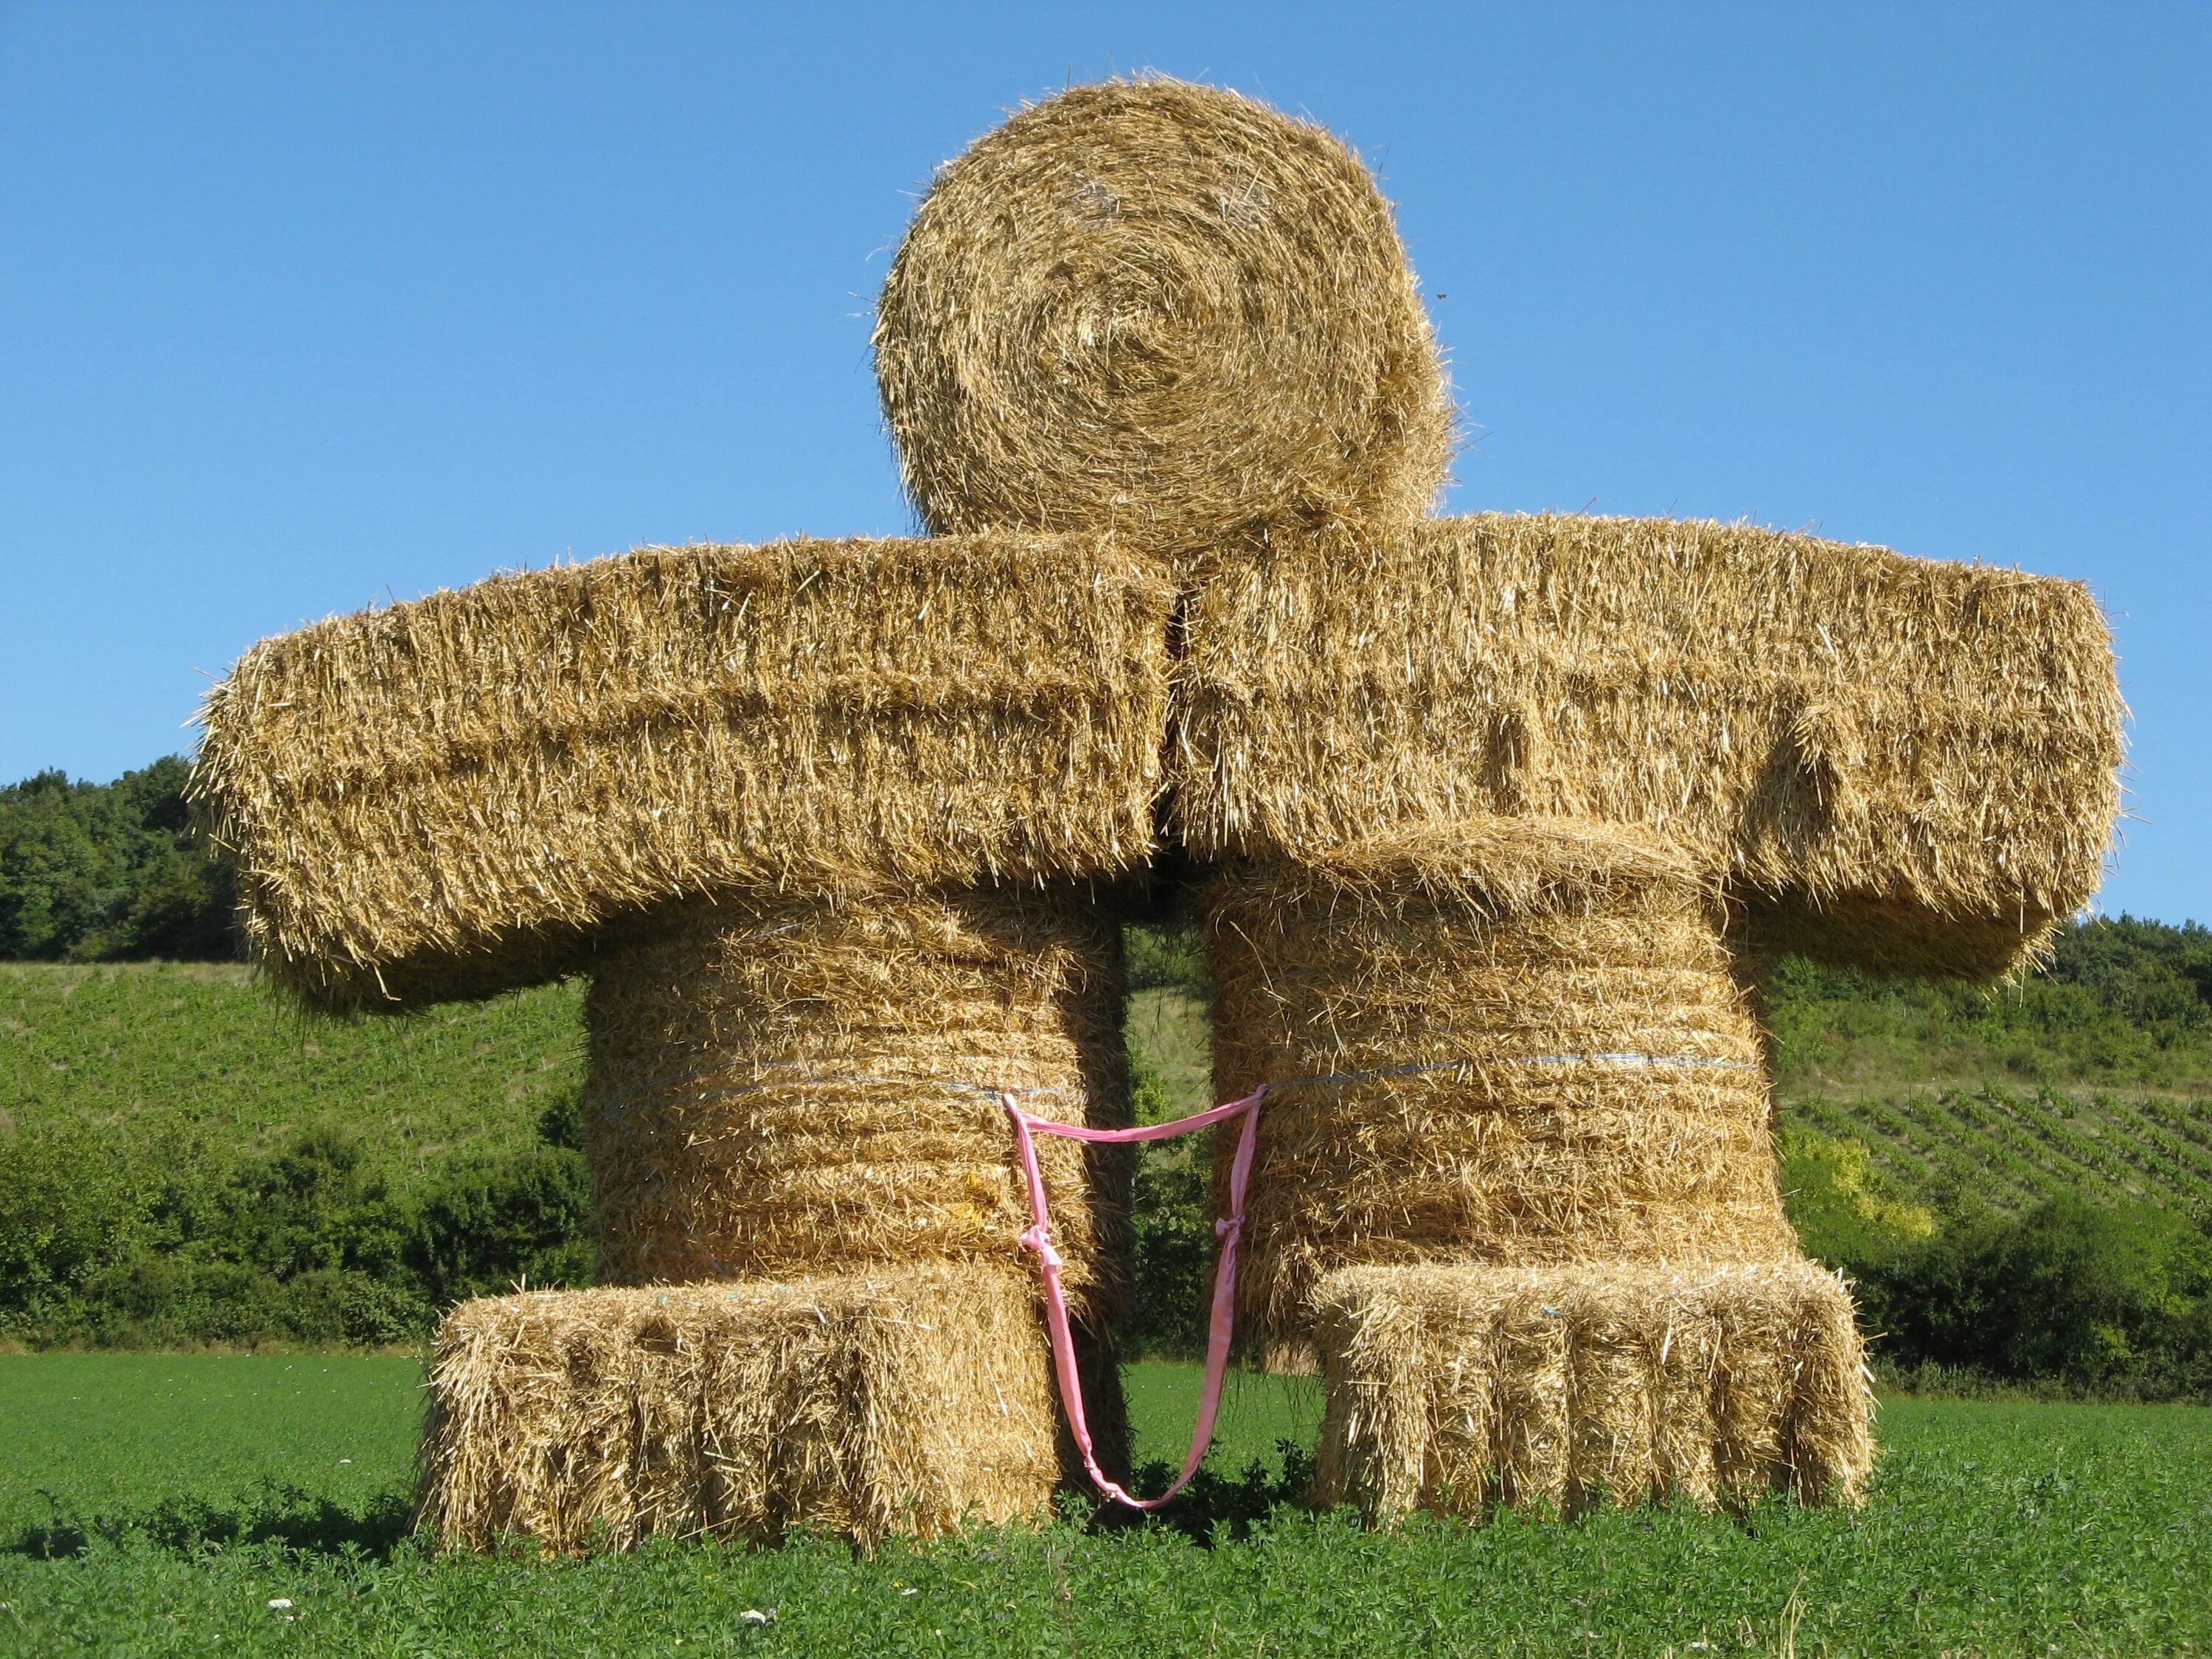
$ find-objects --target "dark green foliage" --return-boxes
[406,1138,593,1305]
[1105,1444,1317,1545]
[15,1481,416,1563]
[84,1130,433,1346]
[1775,1124,1935,1269]
[534,1086,587,1152]
[1848,1197,2212,1400]
[2185,951,2212,1006]
[0,959,588,1345]
[212,1129,414,1284]
[1784,1124,2212,1399]
[0,758,241,961]
[1124,917,1209,997]
[1125,1058,1214,1360]
[0,1113,591,1348]
[0,1124,156,1329]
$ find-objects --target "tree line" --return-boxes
[0,759,240,961]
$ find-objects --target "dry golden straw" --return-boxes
[190,74,2120,1548]
[1312,1260,1873,1520]
[1175,512,2124,980]
[876,78,1452,561]
[584,883,1135,1337]
[418,1267,1062,1551]
[192,533,1174,1014]
[1208,818,1802,1371]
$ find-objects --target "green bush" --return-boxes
[1125,918,1209,998]
[407,1142,593,1304]
[1778,1127,1936,1268]
[1125,1055,1214,1359]
[1843,1197,2212,1400]
[0,1124,160,1328]
[0,1108,591,1347]
[1783,1124,2212,1400]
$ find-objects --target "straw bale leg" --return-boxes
[585,886,1134,1333]
[1312,1262,1873,1520]
[417,1266,1062,1551]
[1208,832,1801,1366]
[571,883,1134,1525]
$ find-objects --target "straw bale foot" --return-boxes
[417,1265,1065,1551]
[1312,1260,1873,1520]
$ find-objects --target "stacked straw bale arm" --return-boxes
[1175,512,2123,981]
[192,529,1174,1548]
[194,532,1175,1015]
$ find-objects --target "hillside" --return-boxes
[4,917,2210,1389]
[1761,922,2212,1225]
[7,920,2208,1222]
[1782,1087,2212,1218]
[0,962,581,1174]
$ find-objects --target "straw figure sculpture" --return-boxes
[193,77,2123,1548]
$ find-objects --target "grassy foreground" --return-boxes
[1,1355,2207,1657]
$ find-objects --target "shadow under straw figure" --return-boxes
[193,77,2122,1548]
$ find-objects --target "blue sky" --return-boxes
[3,3,2205,925]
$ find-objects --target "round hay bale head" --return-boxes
[874,77,1451,555]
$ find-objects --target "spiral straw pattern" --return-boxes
[875,78,1451,557]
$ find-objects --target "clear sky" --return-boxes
[3,3,2205,925]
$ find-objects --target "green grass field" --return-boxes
[1,1354,2207,1657]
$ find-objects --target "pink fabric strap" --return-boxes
[1002,1085,1267,1511]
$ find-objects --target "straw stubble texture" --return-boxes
[417,1267,1061,1551]
[583,883,1135,1335]
[1176,512,2123,980]
[877,78,1450,562]
[192,533,1175,1014]
[1312,1260,1874,1519]
[1208,820,1800,1368]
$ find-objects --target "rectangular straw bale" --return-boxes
[417,1265,1060,1551]
[1489,1283,1573,1510]
[193,532,1175,1013]
[1174,513,2122,978]
[1312,1260,1871,1522]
